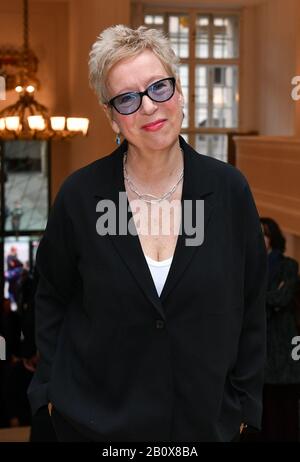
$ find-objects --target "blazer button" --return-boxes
[156,320,165,329]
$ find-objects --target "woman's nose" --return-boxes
[140,95,158,114]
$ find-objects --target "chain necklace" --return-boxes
[123,151,184,204]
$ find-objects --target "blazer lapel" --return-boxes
[160,137,216,302]
[93,137,216,317]
[93,141,166,319]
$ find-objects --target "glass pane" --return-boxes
[196,15,209,58]
[196,14,239,58]
[4,236,40,311]
[144,15,164,26]
[3,140,49,232]
[213,16,239,59]
[195,134,227,162]
[195,65,238,129]
[195,66,209,128]
[212,66,238,128]
[179,64,189,128]
[168,15,189,58]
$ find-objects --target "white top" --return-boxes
[145,254,173,297]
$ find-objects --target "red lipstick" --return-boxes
[141,119,166,131]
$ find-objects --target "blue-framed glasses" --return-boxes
[108,77,176,115]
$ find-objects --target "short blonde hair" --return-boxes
[88,25,180,104]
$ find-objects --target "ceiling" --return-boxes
[137,0,265,6]
[32,0,266,4]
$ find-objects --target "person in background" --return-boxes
[6,246,22,270]
[2,260,33,428]
[5,246,23,312]
[260,217,300,441]
[1,263,56,440]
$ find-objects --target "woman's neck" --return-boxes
[125,142,183,186]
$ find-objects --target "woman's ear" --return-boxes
[111,119,120,135]
[102,104,120,135]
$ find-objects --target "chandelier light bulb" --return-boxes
[5,116,20,131]
[79,118,89,135]
[50,116,66,131]
[67,117,89,134]
[26,85,35,93]
[28,115,46,131]
[0,0,89,140]
[66,117,82,132]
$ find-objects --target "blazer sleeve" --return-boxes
[231,182,268,430]
[27,183,79,415]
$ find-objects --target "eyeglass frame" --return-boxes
[107,77,176,115]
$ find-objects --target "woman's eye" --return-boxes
[119,94,136,105]
[152,82,167,92]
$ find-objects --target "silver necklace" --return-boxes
[123,150,184,204]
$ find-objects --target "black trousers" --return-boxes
[51,407,241,443]
[30,405,57,442]
[51,408,91,442]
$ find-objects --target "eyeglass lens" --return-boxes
[111,78,175,115]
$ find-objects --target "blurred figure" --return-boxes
[260,217,300,441]
[1,265,56,440]
[5,246,23,311]
[6,246,22,270]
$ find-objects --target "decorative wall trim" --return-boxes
[235,136,300,237]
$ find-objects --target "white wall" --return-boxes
[68,0,130,173]
[255,0,298,135]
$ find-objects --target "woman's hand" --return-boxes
[48,402,53,416]
[22,355,39,372]
[240,422,247,434]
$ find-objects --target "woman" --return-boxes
[28,25,267,442]
[260,217,300,441]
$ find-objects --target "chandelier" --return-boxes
[0,0,89,140]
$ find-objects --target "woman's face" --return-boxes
[104,49,183,152]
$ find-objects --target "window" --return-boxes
[0,140,50,308]
[3,140,49,231]
[140,9,240,162]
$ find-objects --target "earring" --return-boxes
[116,133,121,145]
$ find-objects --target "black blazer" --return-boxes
[28,136,267,442]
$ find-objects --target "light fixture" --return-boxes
[0,0,89,140]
